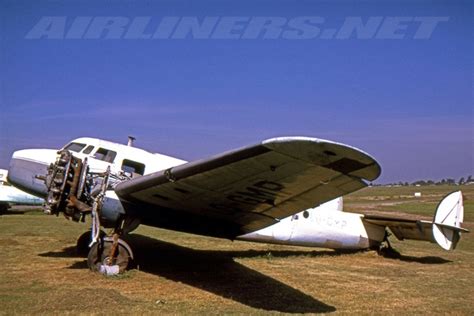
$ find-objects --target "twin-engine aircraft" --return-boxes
[7,136,467,275]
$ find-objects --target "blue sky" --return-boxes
[0,0,472,183]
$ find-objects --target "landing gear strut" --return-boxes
[84,169,136,275]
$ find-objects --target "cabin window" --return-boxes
[122,159,145,176]
[303,210,309,219]
[64,142,86,153]
[93,148,117,163]
[82,145,95,155]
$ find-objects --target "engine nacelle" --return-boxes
[100,193,127,228]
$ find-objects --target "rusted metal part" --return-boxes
[106,232,120,266]
[69,196,92,213]
[69,158,82,197]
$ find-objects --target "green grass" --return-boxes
[345,184,474,221]
[0,185,473,314]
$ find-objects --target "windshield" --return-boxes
[64,142,86,153]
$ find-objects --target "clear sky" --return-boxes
[0,0,472,183]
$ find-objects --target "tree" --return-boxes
[446,178,455,185]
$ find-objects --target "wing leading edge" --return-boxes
[115,137,381,237]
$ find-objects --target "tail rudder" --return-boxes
[432,191,469,250]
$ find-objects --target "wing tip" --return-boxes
[262,136,381,181]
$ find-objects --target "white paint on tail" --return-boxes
[433,191,467,250]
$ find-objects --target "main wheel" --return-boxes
[76,230,105,257]
[87,238,133,275]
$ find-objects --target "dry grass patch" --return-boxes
[0,185,473,314]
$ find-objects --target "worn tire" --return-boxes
[87,238,132,274]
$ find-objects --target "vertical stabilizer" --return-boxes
[432,191,468,250]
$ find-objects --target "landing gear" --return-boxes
[86,215,138,275]
[87,236,134,275]
[41,150,138,275]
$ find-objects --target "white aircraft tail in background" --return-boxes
[0,169,43,213]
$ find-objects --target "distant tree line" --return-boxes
[380,175,473,186]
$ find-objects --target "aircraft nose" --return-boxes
[8,149,58,198]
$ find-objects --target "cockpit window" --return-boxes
[82,145,95,155]
[93,148,117,163]
[122,159,145,177]
[64,142,86,153]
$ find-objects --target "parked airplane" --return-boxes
[7,136,467,275]
[0,169,43,213]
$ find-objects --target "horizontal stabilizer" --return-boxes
[363,216,433,242]
[434,222,469,233]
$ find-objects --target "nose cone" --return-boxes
[8,149,58,198]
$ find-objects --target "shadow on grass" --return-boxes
[68,260,89,269]
[128,234,336,313]
[39,246,80,258]
[380,251,451,264]
[0,209,26,215]
[0,206,43,215]
[39,234,336,313]
[38,233,452,312]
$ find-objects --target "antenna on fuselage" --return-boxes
[127,136,136,147]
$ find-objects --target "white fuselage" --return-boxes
[238,197,383,249]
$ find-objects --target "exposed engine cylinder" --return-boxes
[44,150,94,221]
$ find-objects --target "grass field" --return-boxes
[1,185,473,314]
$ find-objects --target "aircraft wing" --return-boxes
[115,137,381,236]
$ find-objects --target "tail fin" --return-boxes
[433,191,469,250]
